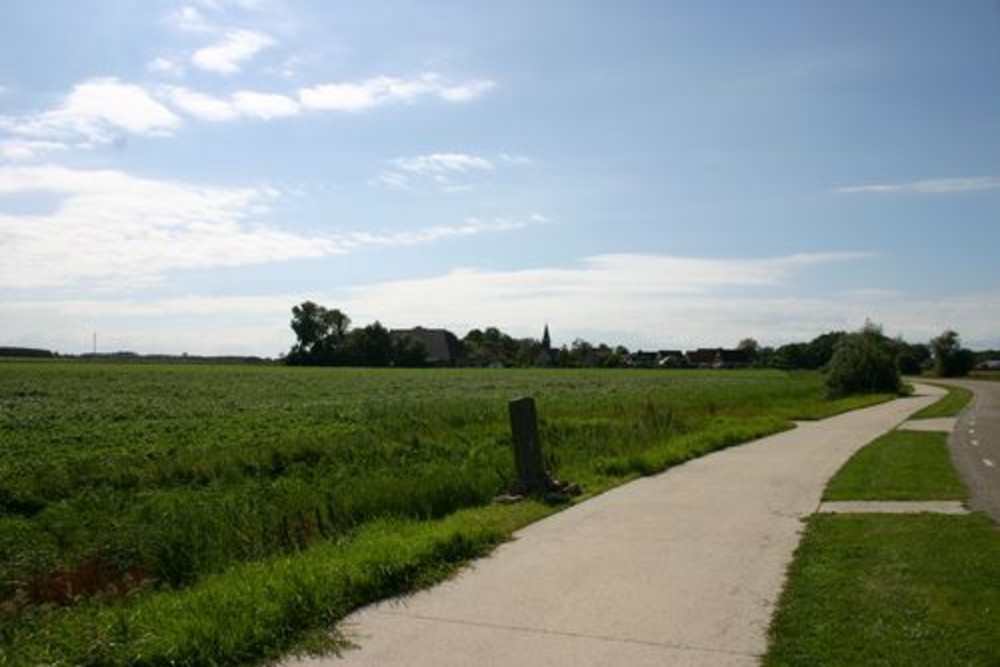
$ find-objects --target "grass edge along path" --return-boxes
[910,382,973,419]
[2,503,553,666]
[823,430,967,501]
[764,513,1000,667]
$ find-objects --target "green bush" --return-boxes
[826,324,900,398]
[930,330,975,378]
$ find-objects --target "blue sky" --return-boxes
[1,0,998,355]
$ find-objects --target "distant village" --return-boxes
[5,300,999,373]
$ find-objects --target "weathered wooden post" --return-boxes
[508,396,549,494]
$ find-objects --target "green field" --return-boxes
[0,362,890,664]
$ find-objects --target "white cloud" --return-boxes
[378,151,525,190]
[0,165,333,288]
[231,90,300,118]
[0,139,70,161]
[162,86,239,121]
[9,252,999,356]
[391,153,494,176]
[836,176,1000,194]
[191,29,275,74]
[298,72,496,112]
[147,57,185,77]
[167,5,213,32]
[0,165,541,289]
[162,86,299,121]
[0,78,180,151]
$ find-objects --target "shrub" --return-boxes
[930,330,975,378]
[826,324,900,398]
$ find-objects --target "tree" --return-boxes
[288,301,352,364]
[737,338,760,364]
[825,322,900,398]
[930,330,974,378]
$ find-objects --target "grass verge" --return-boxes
[764,513,1000,667]
[823,431,967,501]
[2,502,553,666]
[911,383,973,419]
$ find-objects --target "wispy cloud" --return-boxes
[231,90,300,118]
[836,176,1000,194]
[17,251,988,357]
[0,165,542,288]
[1,68,494,159]
[376,151,527,191]
[0,139,70,161]
[0,78,180,152]
[191,29,275,74]
[298,72,495,112]
[163,86,300,121]
[167,5,214,33]
[147,57,185,77]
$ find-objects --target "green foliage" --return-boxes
[824,322,900,398]
[824,431,967,501]
[765,514,1000,667]
[287,302,422,367]
[930,329,975,378]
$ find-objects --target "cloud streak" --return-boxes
[836,176,1000,194]
[1,72,496,159]
[0,165,543,288]
[298,73,495,112]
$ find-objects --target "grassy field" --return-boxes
[910,383,973,419]
[0,361,890,665]
[824,430,966,501]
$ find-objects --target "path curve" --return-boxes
[284,384,944,667]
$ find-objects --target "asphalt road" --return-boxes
[938,378,1000,523]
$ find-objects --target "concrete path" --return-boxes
[817,500,968,514]
[285,384,944,667]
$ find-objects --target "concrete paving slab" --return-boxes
[898,417,957,432]
[817,500,968,514]
[282,384,944,667]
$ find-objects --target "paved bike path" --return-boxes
[286,384,944,667]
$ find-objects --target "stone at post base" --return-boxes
[500,396,582,504]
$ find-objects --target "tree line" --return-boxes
[284,301,979,381]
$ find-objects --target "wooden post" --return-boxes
[508,396,548,493]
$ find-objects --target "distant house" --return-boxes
[628,350,660,368]
[977,359,1000,370]
[390,327,461,366]
[657,350,686,368]
[685,348,750,369]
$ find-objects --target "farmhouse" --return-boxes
[390,327,461,366]
[685,348,751,369]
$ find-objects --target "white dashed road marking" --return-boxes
[984,458,995,469]
[971,439,979,447]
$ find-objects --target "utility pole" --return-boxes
[93,331,97,355]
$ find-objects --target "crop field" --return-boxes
[0,361,889,665]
